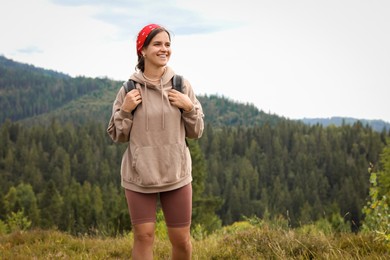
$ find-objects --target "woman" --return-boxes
[107,23,204,259]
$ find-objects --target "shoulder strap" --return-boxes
[172,75,183,92]
[126,76,182,93]
[123,80,137,115]
[124,79,136,93]
[172,75,184,114]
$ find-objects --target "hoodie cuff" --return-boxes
[182,105,195,115]
[119,109,133,118]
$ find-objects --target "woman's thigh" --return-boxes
[125,189,158,225]
[160,184,192,228]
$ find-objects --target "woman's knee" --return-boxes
[133,223,155,244]
[168,227,192,248]
[175,236,192,251]
[134,231,155,244]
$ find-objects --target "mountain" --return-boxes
[1,55,389,235]
[0,55,281,127]
[0,55,70,79]
[300,117,390,132]
[0,55,119,124]
[1,55,387,132]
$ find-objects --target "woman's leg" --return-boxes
[160,184,192,260]
[132,223,155,260]
[167,225,192,260]
[125,189,158,260]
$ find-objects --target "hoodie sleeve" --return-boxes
[107,85,133,143]
[181,79,204,139]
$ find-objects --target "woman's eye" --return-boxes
[153,42,170,47]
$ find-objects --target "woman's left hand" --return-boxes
[168,89,194,112]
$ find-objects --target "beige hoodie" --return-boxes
[107,67,204,193]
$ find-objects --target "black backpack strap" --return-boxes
[124,79,136,93]
[123,80,138,115]
[172,75,183,92]
[172,75,187,145]
[126,76,182,92]
[172,75,184,113]
[123,77,183,114]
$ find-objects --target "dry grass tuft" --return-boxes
[1,223,388,259]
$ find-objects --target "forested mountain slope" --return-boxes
[1,55,385,130]
[0,55,281,127]
[301,117,390,133]
[0,56,119,125]
[1,55,389,235]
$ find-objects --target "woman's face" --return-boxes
[143,31,171,69]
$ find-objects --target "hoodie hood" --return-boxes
[130,66,175,88]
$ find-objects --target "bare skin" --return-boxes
[167,225,192,260]
[168,89,194,112]
[131,223,192,260]
[131,223,155,260]
[121,89,142,113]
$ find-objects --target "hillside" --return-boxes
[1,55,389,242]
[0,55,118,124]
[0,55,281,127]
[2,55,388,131]
[301,117,390,132]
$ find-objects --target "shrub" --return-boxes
[361,147,390,245]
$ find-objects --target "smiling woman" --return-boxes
[107,23,204,259]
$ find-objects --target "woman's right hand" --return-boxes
[121,89,142,113]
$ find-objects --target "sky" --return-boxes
[1,0,390,122]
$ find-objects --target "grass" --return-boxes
[1,221,389,259]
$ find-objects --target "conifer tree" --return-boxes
[39,180,63,229]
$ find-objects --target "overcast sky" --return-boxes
[1,0,389,122]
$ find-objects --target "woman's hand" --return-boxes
[121,89,142,113]
[168,89,194,112]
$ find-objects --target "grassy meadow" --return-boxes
[1,220,389,259]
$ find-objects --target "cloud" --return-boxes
[49,0,235,37]
[17,46,44,54]
[50,0,130,6]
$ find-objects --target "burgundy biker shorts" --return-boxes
[125,184,192,227]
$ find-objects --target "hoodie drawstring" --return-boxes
[141,77,169,131]
[160,78,165,130]
[144,81,149,131]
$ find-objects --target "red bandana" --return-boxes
[136,24,161,56]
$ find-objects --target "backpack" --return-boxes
[123,75,184,114]
[123,74,183,93]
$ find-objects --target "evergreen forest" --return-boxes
[1,55,389,239]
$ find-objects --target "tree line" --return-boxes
[0,119,218,235]
[0,118,388,235]
[1,55,389,236]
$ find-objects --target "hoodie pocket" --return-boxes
[131,143,188,186]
